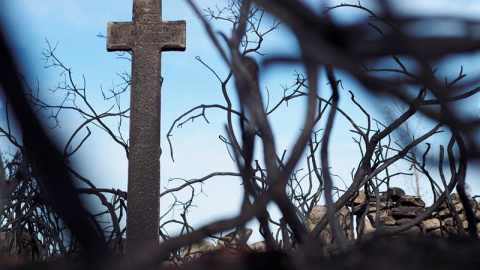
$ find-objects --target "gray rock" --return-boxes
[427,228,445,237]
[391,206,426,218]
[387,187,406,202]
[397,195,425,207]
[438,204,465,217]
[367,210,396,226]
[450,193,460,203]
[398,225,421,235]
[353,191,367,205]
[445,226,458,236]
[217,228,253,247]
[248,241,267,252]
[368,192,389,203]
[358,217,375,235]
[181,240,216,260]
[353,200,394,215]
[307,205,353,244]
[395,218,414,225]
[444,217,454,226]
[420,218,443,230]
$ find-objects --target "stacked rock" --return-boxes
[306,205,353,245]
[426,193,480,237]
[179,228,266,262]
[352,187,426,235]
[352,187,480,237]
[171,188,480,267]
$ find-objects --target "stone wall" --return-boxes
[303,187,480,244]
[346,187,480,237]
[306,205,354,244]
[178,228,266,261]
[174,187,479,265]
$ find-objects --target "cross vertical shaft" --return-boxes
[106,0,186,251]
[133,0,161,21]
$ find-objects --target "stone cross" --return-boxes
[106,0,186,251]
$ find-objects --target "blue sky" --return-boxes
[0,0,305,235]
[1,0,480,241]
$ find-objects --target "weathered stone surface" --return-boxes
[368,210,396,226]
[475,210,480,221]
[107,1,186,52]
[307,206,353,244]
[352,203,367,215]
[391,206,426,218]
[398,225,421,235]
[438,194,477,210]
[443,217,472,231]
[444,217,454,226]
[307,206,352,230]
[438,201,448,210]
[438,204,465,218]
[469,198,477,208]
[438,208,450,218]
[107,0,187,251]
[439,194,474,214]
[217,228,253,247]
[420,218,444,230]
[358,217,375,235]
[372,200,395,211]
[368,192,389,202]
[445,226,458,236]
[442,219,467,230]
[427,228,445,237]
[354,200,394,214]
[307,205,327,230]
[353,191,367,205]
[248,241,267,252]
[450,193,460,203]
[181,240,215,259]
[397,195,425,207]
[454,203,465,213]
[339,207,353,240]
[171,189,480,262]
[395,218,414,225]
[387,187,406,202]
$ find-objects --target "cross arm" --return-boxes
[107,21,186,52]
[159,21,186,51]
[107,22,134,51]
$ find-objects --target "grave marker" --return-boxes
[107,0,186,251]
